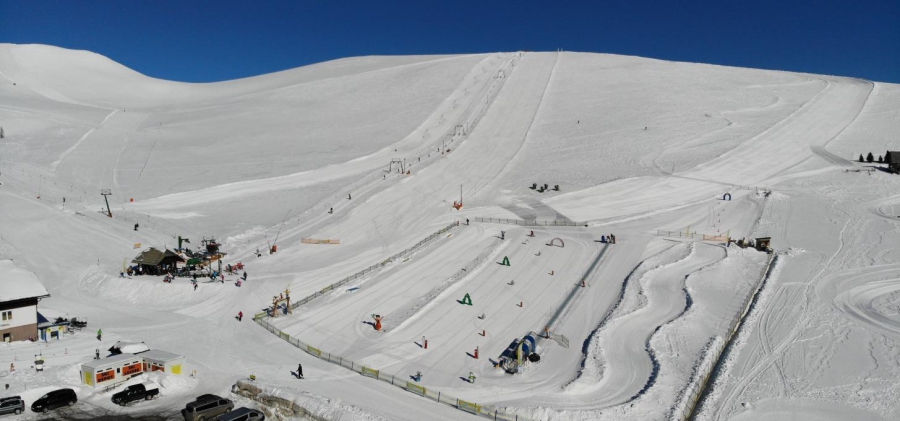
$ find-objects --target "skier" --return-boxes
[242,271,248,281]
[256,248,261,257]
[237,311,243,322]
[329,207,333,214]
[466,218,469,225]
[414,371,422,382]
[96,329,102,341]
[194,283,198,291]
[297,363,304,379]
[95,348,100,360]
[468,372,476,383]
[501,231,505,240]
[134,223,139,231]
[348,193,352,200]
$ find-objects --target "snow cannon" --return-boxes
[522,334,537,356]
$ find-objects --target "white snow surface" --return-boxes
[1,43,899,420]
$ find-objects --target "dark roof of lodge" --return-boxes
[131,248,185,266]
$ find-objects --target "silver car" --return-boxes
[181,394,234,421]
[217,406,265,421]
[0,396,24,416]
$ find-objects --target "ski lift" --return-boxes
[34,354,44,372]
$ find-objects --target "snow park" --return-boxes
[0,41,900,421]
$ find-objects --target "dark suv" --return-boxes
[0,396,24,416]
[31,388,77,413]
[182,394,234,421]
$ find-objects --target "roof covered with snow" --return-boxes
[0,260,50,302]
[81,353,142,371]
[137,349,184,362]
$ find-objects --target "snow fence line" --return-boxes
[251,221,535,421]
[474,217,585,227]
[254,317,531,421]
[679,252,778,421]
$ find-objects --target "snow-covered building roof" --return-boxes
[0,260,50,302]
[81,353,141,371]
[137,349,184,362]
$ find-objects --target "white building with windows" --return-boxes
[0,260,50,342]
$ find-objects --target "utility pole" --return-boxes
[101,189,113,218]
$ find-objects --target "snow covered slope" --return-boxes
[1,44,899,421]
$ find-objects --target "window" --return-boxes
[198,402,217,411]
[1,311,10,321]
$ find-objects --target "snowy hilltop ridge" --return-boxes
[1,43,899,421]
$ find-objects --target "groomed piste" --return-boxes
[1,44,899,420]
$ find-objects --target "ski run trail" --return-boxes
[1,43,900,420]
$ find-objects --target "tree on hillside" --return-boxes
[867,152,875,163]
[859,154,865,162]
[878,155,884,163]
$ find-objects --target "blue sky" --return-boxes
[2,1,898,83]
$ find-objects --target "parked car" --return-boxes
[217,407,265,421]
[112,382,159,406]
[181,394,234,421]
[30,388,76,413]
[0,396,24,416]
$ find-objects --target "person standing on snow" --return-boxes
[297,363,303,379]
[96,329,102,341]
[194,283,198,291]
[237,311,243,321]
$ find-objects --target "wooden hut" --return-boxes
[131,248,185,275]
[755,237,772,252]
[886,151,900,174]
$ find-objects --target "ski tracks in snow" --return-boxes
[544,241,725,410]
[50,108,118,170]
